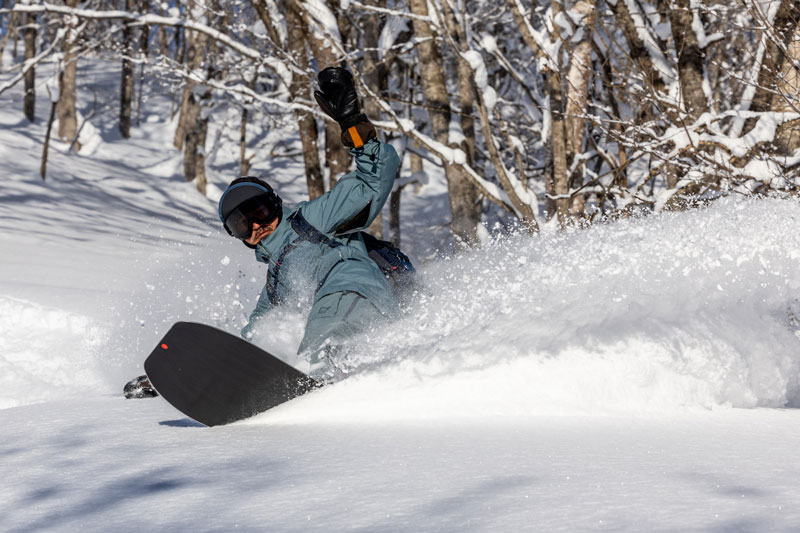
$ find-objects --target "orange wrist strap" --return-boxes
[348,126,364,148]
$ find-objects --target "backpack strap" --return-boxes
[265,210,346,305]
[266,237,304,306]
[288,209,369,296]
[288,210,342,249]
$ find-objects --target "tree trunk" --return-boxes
[136,0,150,127]
[564,0,596,216]
[408,0,478,245]
[506,0,566,224]
[362,0,386,237]
[298,0,350,194]
[285,0,324,200]
[0,13,17,71]
[390,144,423,246]
[388,188,402,246]
[41,98,57,180]
[664,0,709,199]
[252,0,325,198]
[608,0,667,98]
[744,0,800,140]
[240,105,251,176]
[23,12,35,122]
[182,99,200,182]
[773,19,800,154]
[669,0,708,120]
[119,0,134,139]
[443,1,481,228]
[323,122,348,191]
[546,1,570,222]
[158,5,169,58]
[194,97,209,195]
[174,16,205,151]
[182,79,211,192]
[179,24,208,184]
[57,0,80,144]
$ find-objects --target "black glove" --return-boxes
[314,66,376,148]
[314,67,364,127]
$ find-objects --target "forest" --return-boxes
[1,0,798,245]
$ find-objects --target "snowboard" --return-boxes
[143,321,318,426]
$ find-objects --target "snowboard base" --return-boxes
[143,322,318,426]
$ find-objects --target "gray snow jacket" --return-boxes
[243,138,401,335]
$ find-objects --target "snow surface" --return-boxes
[3,54,800,530]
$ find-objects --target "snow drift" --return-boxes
[5,196,799,420]
[256,197,800,423]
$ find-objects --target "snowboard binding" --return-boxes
[124,374,159,399]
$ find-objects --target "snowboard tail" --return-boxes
[144,322,318,426]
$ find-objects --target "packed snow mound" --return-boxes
[257,197,800,423]
[0,296,107,409]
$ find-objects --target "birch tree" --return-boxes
[408,0,479,244]
[57,0,80,144]
[5,0,799,241]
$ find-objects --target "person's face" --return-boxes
[244,216,280,246]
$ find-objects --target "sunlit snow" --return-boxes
[2,53,800,531]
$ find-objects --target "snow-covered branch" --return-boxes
[0,28,65,96]
[9,3,291,74]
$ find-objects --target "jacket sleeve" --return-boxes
[301,139,400,236]
[241,284,273,339]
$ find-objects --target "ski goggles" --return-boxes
[223,195,279,240]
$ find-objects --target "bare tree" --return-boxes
[119,0,135,139]
[408,0,479,244]
[57,0,80,145]
[23,9,35,121]
[7,0,800,240]
[0,12,18,70]
[299,0,351,194]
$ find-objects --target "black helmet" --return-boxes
[218,177,283,243]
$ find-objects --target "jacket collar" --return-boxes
[254,211,294,264]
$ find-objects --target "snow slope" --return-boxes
[3,53,800,530]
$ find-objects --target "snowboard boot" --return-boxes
[307,344,347,384]
[124,374,159,399]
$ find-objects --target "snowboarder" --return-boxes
[124,66,404,399]
[217,66,402,380]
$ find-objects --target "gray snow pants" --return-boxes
[297,291,384,380]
